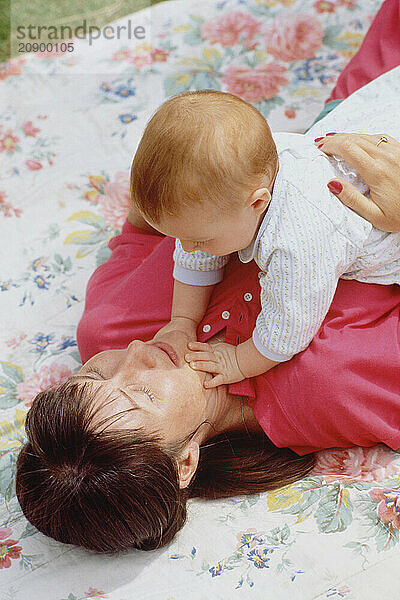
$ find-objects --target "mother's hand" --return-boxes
[315,133,400,232]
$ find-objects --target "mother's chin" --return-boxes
[147,329,234,428]
[146,329,209,381]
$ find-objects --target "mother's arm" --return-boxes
[317,133,400,232]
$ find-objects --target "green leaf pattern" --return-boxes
[0,0,393,597]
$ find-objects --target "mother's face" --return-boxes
[71,331,221,445]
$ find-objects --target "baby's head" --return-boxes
[130,90,278,255]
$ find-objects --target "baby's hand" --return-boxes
[152,316,197,344]
[185,341,245,388]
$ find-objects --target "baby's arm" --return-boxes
[153,238,230,341]
[153,279,214,341]
[186,336,279,388]
[237,337,279,378]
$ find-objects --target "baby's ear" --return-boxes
[251,188,271,213]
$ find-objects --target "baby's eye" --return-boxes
[194,240,210,248]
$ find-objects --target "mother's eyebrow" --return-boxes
[69,371,103,381]
[69,371,161,413]
[69,373,143,415]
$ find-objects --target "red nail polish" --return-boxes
[326,132,337,136]
[317,143,324,149]
[314,136,324,142]
[327,180,343,194]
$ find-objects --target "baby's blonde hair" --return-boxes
[130,89,277,223]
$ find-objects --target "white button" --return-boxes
[244,292,252,302]
[202,324,211,333]
[222,311,230,320]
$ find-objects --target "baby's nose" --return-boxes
[180,241,196,253]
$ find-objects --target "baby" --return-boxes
[130,89,400,388]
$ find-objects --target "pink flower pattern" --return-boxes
[25,159,43,171]
[370,488,400,530]
[5,333,27,349]
[131,54,153,69]
[0,1,394,592]
[111,47,170,68]
[314,0,336,13]
[221,63,288,102]
[313,446,398,484]
[85,589,109,599]
[0,190,22,218]
[337,0,357,8]
[0,130,19,154]
[200,11,262,49]
[0,118,54,169]
[83,175,107,204]
[264,13,324,61]
[0,528,22,569]
[0,58,25,81]
[23,121,40,137]
[151,48,169,63]
[285,108,296,119]
[111,49,133,61]
[16,363,73,406]
[98,171,130,231]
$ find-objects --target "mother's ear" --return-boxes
[177,441,200,489]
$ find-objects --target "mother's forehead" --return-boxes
[68,369,164,416]
[81,384,146,434]
[68,373,110,399]
[67,375,137,420]
[83,347,127,365]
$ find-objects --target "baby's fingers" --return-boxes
[189,360,220,373]
[185,350,215,363]
[204,374,225,389]
[187,341,212,351]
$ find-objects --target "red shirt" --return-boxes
[327,0,400,103]
[77,223,400,455]
[78,3,400,454]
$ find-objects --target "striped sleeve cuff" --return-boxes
[173,263,224,286]
[252,327,294,362]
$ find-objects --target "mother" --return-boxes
[16,4,400,553]
[15,132,400,553]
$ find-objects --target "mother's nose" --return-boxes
[123,340,157,370]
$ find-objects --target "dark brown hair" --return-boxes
[130,89,278,223]
[16,379,314,553]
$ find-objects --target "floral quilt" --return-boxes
[2,0,400,598]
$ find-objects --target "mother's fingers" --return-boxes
[316,132,400,232]
[315,133,376,173]
[316,133,400,169]
[327,177,385,227]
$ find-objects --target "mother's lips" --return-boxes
[151,341,180,367]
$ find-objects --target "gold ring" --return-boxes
[376,136,389,147]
